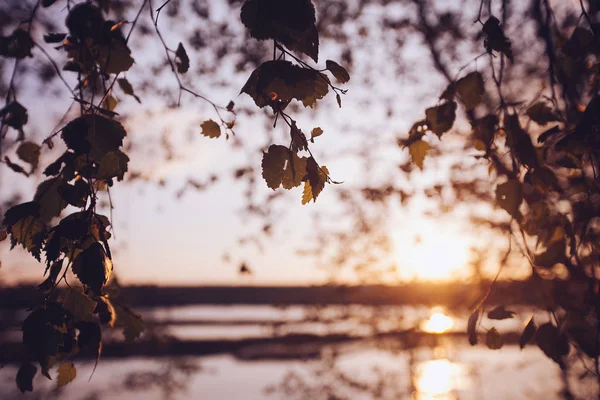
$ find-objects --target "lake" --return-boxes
[0,305,597,399]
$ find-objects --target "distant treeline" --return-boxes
[0,280,547,309]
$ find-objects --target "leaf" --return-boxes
[310,127,323,141]
[3,156,29,176]
[482,16,513,61]
[56,362,76,389]
[302,158,328,204]
[61,114,126,162]
[43,33,66,43]
[520,317,537,349]
[425,101,456,137]
[537,125,561,144]
[3,202,46,260]
[325,60,350,83]
[536,323,569,367]
[504,113,538,168]
[486,327,504,350]
[61,287,98,322]
[0,101,28,130]
[97,40,134,75]
[175,43,190,74]
[526,102,559,125]
[0,29,34,59]
[117,78,141,103]
[262,145,308,190]
[407,140,429,170]
[58,180,90,208]
[42,0,59,6]
[241,0,319,62]
[0,229,7,242]
[455,72,484,110]
[16,363,37,393]
[71,242,113,294]
[290,122,308,152]
[114,304,145,342]
[200,120,221,139]
[564,27,595,58]
[533,238,566,268]
[487,305,516,320]
[22,303,76,378]
[97,150,129,181]
[241,60,329,108]
[336,93,341,108]
[16,141,40,172]
[35,178,68,222]
[495,179,522,219]
[467,308,480,345]
[37,260,64,294]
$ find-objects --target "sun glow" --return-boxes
[413,359,469,400]
[393,221,472,281]
[420,309,454,333]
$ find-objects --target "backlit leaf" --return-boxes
[60,287,98,322]
[520,317,537,349]
[34,178,68,222]
[56,362,76,389]
[16,363,37,393]
[290,122,308,152]
[97,150,129,181]
[200,120,221,139]
[407,140,429,170]
[455,72,484,110]
[325,60,350,83]
[425,101,456,137]
[486,327,503,350]
[61,114,126,162]
[310,127,323,141]
[536,323,569,367]
[114,304,145,342]
[71,242,113,294]
[302,158,328,204]
[3,202,46,260]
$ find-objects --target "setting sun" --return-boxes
[393,221,472,281]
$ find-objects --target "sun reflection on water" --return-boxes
[413,359,469,400]
[420,308,454,333]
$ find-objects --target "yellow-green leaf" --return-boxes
[56,362,76,389]
[408,140,429,170]
[61,287,97,322]
[200,120,221,139]
[455,71,484,110]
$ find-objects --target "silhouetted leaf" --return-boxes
[37,260,64,293]
[486,327,503,349]
[43,33,66,43]
[310,127,323,141]
[42,0,59,7]
[97,150,129,181]
[56,362,76,389]
[290,122,308,152]
[3,156,29,176]
[520,317,537,349]
[71,242,113,294]
[61,114,126,162]
[407,140,429,170]
[241,60,329,108]
[496,179,522,219]
[325,60,350,83]
[0,101,28,130]
[455,72,484,110]
[564,27,595,58]
[526,102,559,125]
[200,120,221,139]
[16,363,37,393]
[467,308,480,345]
[117,78,141,103]
[533,238,566,268]
[0,29,34,59]
[425,101,456,137]
[58,180,89,208]
[504,113,538,168]
[482,16,513,61]
[536,323,569,367]
[175,43,190,74]
[16,141,40,172]
[537,125,560,144]
[488,305,516,320]
[241,0,319,62]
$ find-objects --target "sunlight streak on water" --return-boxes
[413,359,469,400]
